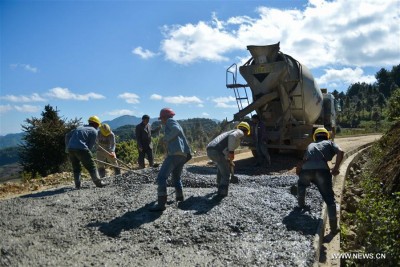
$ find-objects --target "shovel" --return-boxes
[229,159,239,184]
[94,159,148,177]
[98,144,134,170]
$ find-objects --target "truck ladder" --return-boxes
[226,63,251,114]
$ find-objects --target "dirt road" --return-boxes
[0,135,381,267]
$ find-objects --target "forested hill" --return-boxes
[0,132,25,149]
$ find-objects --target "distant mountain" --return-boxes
[0,132,25,149]
[102,115,157,129]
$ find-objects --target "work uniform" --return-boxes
[157,118,191,198]
[135,121,157,168]
[206,129,244,194]
[251,120,271,166]
[96,131,120,177]
[298,140,341,224]
[65,125,104,188]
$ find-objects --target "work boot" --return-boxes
[95,180,106,188]
[329,218,339,234]
[216,172,221,188]
[114,167,121,176]
[217,185,228,197]
[73,172,81,189]
[98,167,106,178]
[298,195,305,209]
[90,170,106,187]
[175,188,184,202]
[297,186,306,208]
[149,196,167,212]
[230,175,239,184]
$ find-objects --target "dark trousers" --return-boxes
[298,169,337,220]
[138,148,154,168]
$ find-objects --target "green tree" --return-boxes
[376,68,392,98]
[371,108,381,131]
[385,88,400,121]
[366,97,374,118]
[19,105,80,178]
[115,140,139,166]
[376,93,386,113]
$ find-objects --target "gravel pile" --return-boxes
[0,162,323,267]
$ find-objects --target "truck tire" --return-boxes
[296,150,305,159]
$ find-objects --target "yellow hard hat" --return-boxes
[237,121,251,135]
[313,127,330,141]
[88,115,101,126]
[100,123,111,136]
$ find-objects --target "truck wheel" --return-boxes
[269,148,279,155]
[251,150,257,158]
[296,150,305,159]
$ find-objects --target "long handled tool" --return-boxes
[94,159,148,177]
[229,159,239,183]
[94,159,131,172]
[97,144,133,170]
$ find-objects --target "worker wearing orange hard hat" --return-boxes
[149,108,192,212]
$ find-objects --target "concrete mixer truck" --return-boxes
[226,42,338,155]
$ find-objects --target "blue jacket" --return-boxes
[163,118,191,157]
[65,125,98,151]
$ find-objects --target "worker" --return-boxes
[96,123,120,177]
[296,127,344,233]
[251,114,271,166]
[135,114,160,169]
[206,121,250,197]
[65,116,106,189]
[150,108,191,212]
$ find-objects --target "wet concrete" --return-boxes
[0,157,324,267]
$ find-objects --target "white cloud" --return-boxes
[161,21,240,65]
[316,67,377,89]
[150,94,163,100]
[154,0,398,69]
[163,95,203,104]
[107,109,136,116]
[14,105,41,113]
[132,46,157,59]
[0,104,13,113]
[46,87,105,101]
[202,112,210,117]
[118,92,140,104]
[0,93,46,103]
[212,96,237,108]
[150,94,203,105]
[10,63,39,73]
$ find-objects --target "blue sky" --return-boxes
[1,0,399,135]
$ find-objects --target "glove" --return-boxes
[110,152,116,158]
[228,151,234,161]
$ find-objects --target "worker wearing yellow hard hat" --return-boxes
[96,123,120,178]
[206,121,250,197]
[296,127,344,234]
[65,116,106,189]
